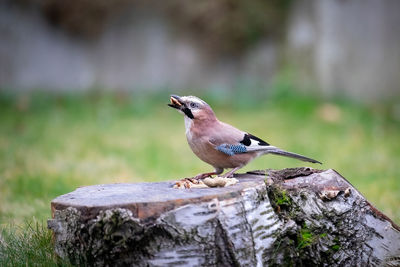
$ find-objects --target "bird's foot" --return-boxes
[173,175,239,189]
[193,172,214,180]
[221,166,242,178]
[174,177,206,189]
[174,172,215,188]
[173,173,214,189]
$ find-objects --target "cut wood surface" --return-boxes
[48,168,400,266]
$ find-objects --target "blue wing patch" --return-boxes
[216,144,247,156]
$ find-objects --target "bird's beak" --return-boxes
[168,95,183,110]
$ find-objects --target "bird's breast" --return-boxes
[186,134,257,169]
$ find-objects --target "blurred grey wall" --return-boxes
[0,2,277,92]
[287,0,400,100]
[1,0,399,101]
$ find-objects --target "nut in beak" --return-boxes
[168,95,183,109]
[170,96,182,106]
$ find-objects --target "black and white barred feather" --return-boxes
[215,133,321,164]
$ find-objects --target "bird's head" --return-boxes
[168,95,215,121]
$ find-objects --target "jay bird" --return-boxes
[168,95,321,179]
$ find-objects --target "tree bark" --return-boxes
[47,168,400,266]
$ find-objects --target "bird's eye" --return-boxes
[190,102,198,109]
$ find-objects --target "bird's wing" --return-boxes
[209,127,271,156]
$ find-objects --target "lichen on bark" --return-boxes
[264,168,399,266]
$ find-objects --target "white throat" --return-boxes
[184,116,193,138]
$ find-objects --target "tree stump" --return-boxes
[47,168,400,266]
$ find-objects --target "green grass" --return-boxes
[297,224,314,250]
[0,88,399,264]
[0,221,71,266]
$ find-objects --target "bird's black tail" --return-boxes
[263,146,322,164]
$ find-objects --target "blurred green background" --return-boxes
[1,84,399,227]
[1,0,400,265]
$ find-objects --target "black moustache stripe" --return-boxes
[183,107,194,119]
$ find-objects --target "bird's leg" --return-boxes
[177,173,214,186]
[175,168,224,188]
[192,172,217,180]
[191,167,224,180]
[180,168,224,185]
[221,166,242,178]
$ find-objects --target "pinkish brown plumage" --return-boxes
[168,95,321,179]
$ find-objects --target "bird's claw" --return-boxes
[193,171,218,180]
[174,176,239,189]
[185,177,201,184]
[174,177,200,189]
